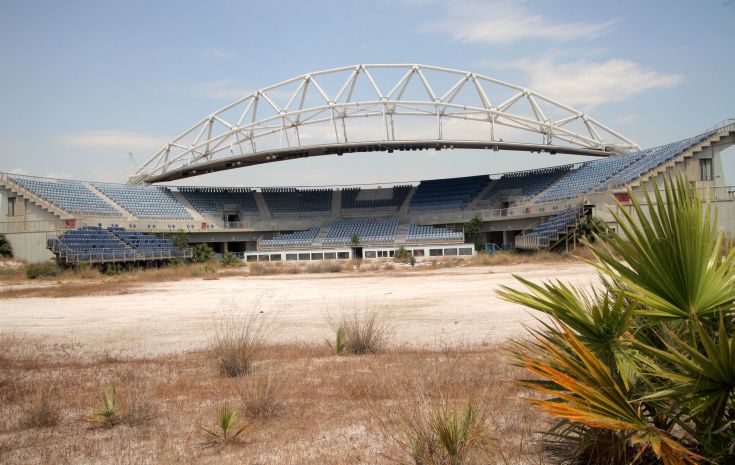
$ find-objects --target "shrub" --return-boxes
[239,371,284,418]
[21,389,61,429]
[26,261,59,279]
[102,263,121,276]
[220,251,240,267]
[499,173,735,465]
[331,307,389,355]
[396,398,489,465]
[192,243,215,263]
[0,233,12,257]
[169,258,184,267]
[209,310,271,377]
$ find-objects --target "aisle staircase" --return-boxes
[515,206,587,251]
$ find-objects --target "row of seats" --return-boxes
[49,226,188,262]
[261,188,332,217]
[323,218,400,245]
[478,166,571,207]
[407,223,463,242]
[341,185,412,212]
[178,187,260,219]
[94,183,192,220]
[525,209,581,246]
[537,129,716,202]
[409,175,489,212]
[9,176,121,217]
[259,228,319,248]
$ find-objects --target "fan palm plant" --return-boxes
[499,172,735,465]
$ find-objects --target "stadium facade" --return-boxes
[1,65,733,265]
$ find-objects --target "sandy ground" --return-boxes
[0,263,597,355]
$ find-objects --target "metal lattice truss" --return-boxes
[131,64,639,183]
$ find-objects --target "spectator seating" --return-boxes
[259,228,319,249]
[94,183,192,220]
[477,166,571,207]
[409,175,489,211]
[323,218,399,245]
[49,226,189,262]
[407,223,463,242]
[261,188,332,217]
[341,185,411,213]
[178,187,260,218]
[9,175,121,217]
[524,209,581,247]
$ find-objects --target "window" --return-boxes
[298,253,310,260]
[700,158,713,181]
[412,249,425,257]
[444,248,458,256]
[459,247,473,256]
[364,251,377,258]
[286,254,298,261]
[246,255,257,262]
[270,254,281,261]
[337,252,349,260]
[324,252,336,260]
[429,249,443,257]
[258,255,270,261]
[311,253,324,260]
[7,197,16,216]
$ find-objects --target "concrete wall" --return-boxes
[0,187,59,263]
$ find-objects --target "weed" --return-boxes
[331,307,389,355]
[21,389,61,429]
[26,262,59,279]
[209,305,272,377]
[239,371,284,419]
[87,382,118,427]
[200,404,251,447]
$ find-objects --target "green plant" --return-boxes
[394,246,412,263]
[575,215,611,243]
[499,173,735,465]
[88,383,118,427]
[351,233,361,247]
[200,404,251,446]
[102,262,120,275]
[331,307,389,355]
[464,216,485,251]
[398,398,488,465]
[26,261,58,279]
[169,258,184,267]
[220,251,240,266]
[0,233,12,257]
[170,231,190,250]
[192,243,215,263]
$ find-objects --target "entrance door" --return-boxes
[352,247,363,259]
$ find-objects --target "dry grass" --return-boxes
[239,371,284,419]
[208,303,273,377]
[20,388,61,429]
[0,335,545,465]
[331,307,391,355]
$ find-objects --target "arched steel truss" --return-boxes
[130,64,639,184]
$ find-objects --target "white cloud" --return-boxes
[55,131,167,152]
[500,58,683,107]
[422,0,615,44]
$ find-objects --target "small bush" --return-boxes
[169,258,184,267]
[26,261,59,279]
[331,307,389,355]
[220,252,241,267]
[86,382,154,427]
[398,398,489,465]
[103,263,121,276]
[0,233,13,257]
[87,382,119,427]
[239,371,284,418]
[192,243,215,263]
[209,309,272,377]
[21,389,61,429]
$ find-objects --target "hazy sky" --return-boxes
[1,0,734,186]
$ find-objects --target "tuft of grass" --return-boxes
[87,382,119,427]
[331,307,390,355]
[398,398,489,465]
[21,389,61,429]
[209,308,272,377]
[239,371,284,419]
[86,382,154,427]
[200,404,252,447]
[25,261,59,279]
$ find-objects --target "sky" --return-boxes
[1,0,734,187]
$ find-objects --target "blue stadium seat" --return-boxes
[9,175,121,217]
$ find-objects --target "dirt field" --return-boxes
[0,262,597,355]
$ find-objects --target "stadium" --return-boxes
[1,64,733,266]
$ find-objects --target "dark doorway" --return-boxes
[352,247,363,259]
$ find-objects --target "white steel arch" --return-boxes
[130,64,639,184]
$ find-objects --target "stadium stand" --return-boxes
[323,218,400,245]
[178,187,260,218]
[261,188,332,217]
[477,166,571,207]
[407,223,463,243]
[48,226,189,263]
[259,228,319,249]
[9,175,121,217]
[341,185,412,213]
[409,175,489,211]
[94,183,192,220]
[523,208,582,247]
